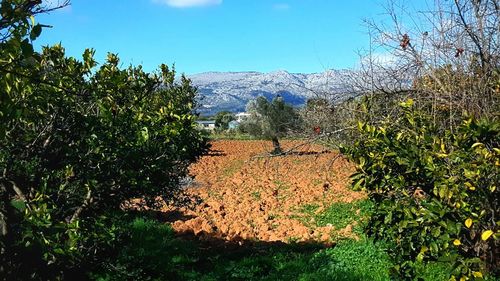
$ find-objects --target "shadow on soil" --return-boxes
[94,212,394,281]
[156,209,197,222]
[286,150,331,156]
[205,149,227,157]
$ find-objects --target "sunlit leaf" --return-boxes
[465,218,472,228]
[471,142,483,149]
[472,272,483,278]
[481,230,493,241]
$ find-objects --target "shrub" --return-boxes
[342,100,499,279]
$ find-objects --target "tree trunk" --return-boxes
[0,184,8,239]
[0,182,15,271]
[271,137,282,155]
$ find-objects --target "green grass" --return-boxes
[211,238,394,281]
[298,203,320,216]
[209,132,257,140]
[316,200,374,231]
[304,238,394,281]
[91,201,485,281]
[273,180,292,201]
[292,200,374,234]
[222,159,245,177]
[92,217,394,281]
[251,191,262,200]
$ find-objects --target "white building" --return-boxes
[195,120,216,131]
[235,112,250,122]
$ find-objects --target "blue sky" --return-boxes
[36,0,393,74]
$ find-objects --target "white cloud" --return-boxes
[154,0,222,8]
[273,3,290,10]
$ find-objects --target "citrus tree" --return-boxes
[342,100,499,279]
[0,0,208,278]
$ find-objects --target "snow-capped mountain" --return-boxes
[188,69,357,115]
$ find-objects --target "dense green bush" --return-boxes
[0,1,208,278]
[342,99,499,279]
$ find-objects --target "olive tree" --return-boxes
[241,96,301,154]
[214,110,235,130]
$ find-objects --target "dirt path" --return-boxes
[163,140,365,244]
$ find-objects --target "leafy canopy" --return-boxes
[342,100,499,279]
[0,0,208,278]
[241,96,301,140]
[214,111,235,130]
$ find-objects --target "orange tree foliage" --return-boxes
[342,100,499,279]
[0,1,208,278]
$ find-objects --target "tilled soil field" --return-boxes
[163,140,365,244]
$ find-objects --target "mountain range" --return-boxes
[188,70,357,116]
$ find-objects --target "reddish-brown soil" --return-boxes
[162,140,365,244]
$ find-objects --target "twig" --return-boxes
[68,188,92,223]
[250,127,355,160]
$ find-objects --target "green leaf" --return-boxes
[471,142,483,149]
[431,227,441,237]
[30,24,42,40]
[140,127,149,142]
[352,177,365,191]
[359,157,366,168]
[20,39,34,56]
[438,186,448,199]
[430,242,438,253]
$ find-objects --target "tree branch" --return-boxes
[453,0,489,70]
[68,188,92,223]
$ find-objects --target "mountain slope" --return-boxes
[188,70,356,115]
